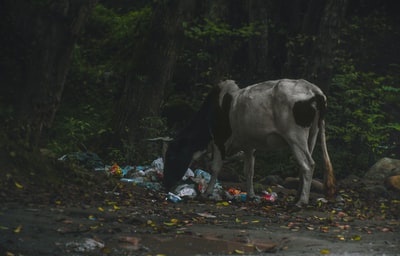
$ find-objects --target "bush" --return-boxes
[327,65,400,176]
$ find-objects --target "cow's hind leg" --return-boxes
[291,144,315,207]
[244,149,256,198]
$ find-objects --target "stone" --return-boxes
[261,175,283,186]
[283,177,324,193]
[363,184,390,199]
[364,157,400,183]
[385,175,400,191]
[388,167,400,176]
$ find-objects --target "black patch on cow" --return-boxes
[163,86,221,190]
[212,93,232,159]
[293,97,317,127]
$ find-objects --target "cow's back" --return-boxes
[223,79,324,152]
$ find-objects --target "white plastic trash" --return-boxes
[182,168,195,180]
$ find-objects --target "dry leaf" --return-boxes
[337,235,345,241]
[234,249,245,254]
[14,182,23,189]
[14,225,22,233]
[320,248,330,254]
[197,212,216,218]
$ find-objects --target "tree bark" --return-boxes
[307,0,348,92]
[0,0,97,149]
[112,0,196,162]
[246,0,270,82]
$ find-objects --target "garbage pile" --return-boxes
[103,157,165,191]
[59,152,277,203]
[166,168,224,202]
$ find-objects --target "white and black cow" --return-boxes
[163,79,335,207]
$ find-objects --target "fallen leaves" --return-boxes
[118,236,141,251]
[13,225,22,233]
[320,248,330,254]
[163,218,179,226]
[14,182,23,189]
[2,176,400,255]
[320,226,329,233]
[197,212,217,218]
[351,235,362,241]
[234,249,245,254]
[216,201,230,206]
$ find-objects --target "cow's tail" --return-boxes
[316,94,335,198]
[320,119,335,197]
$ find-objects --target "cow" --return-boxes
[163,79,335,207]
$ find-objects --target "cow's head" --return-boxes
[163,85,223,191]
[162,137,193,191]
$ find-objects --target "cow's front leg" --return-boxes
[244,149,256,198]
[205,144,223,196]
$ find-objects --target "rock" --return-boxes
[364,157,400,183]
[363,184,390,198]
[385,175,400,191]
[283,177,324,193]
[339,175,360,185]
[261,175,283,186]
[389,167,400,176]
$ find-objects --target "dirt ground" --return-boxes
[1,175,399,256]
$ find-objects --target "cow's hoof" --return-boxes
[288,203,304,213]
[294,201,306,209]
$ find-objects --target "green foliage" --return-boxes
[183,18,262,42]
[44,1,400,179]
[285,33,317,75]
[47,3,153,160]
[324,8,400,177]
[180,18,266,82]
[328,65,400,175]
[139,116,168,139]
[84,4,152,70]
[101,115,169,165]
[48,105,111,155]
[254,149,297,180]
[124,116,168,164]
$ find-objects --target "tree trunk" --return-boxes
[307,0,348,92]
[0,0,97,149]
[112,0,196,162]
[269,0,346,91]
[203,0,233,83]
[246,0,270,82]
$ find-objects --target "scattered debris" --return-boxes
[65,238,104,253]
[58,152,104,169]
[59,152,280,203]
[166,192,182,203]
[174,184,197,198]
[262,191,278,202]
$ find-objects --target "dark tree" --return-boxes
[111,0,196,162]
[307,0,348,92]
[0,0,97,149]
[274,0,348,92]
